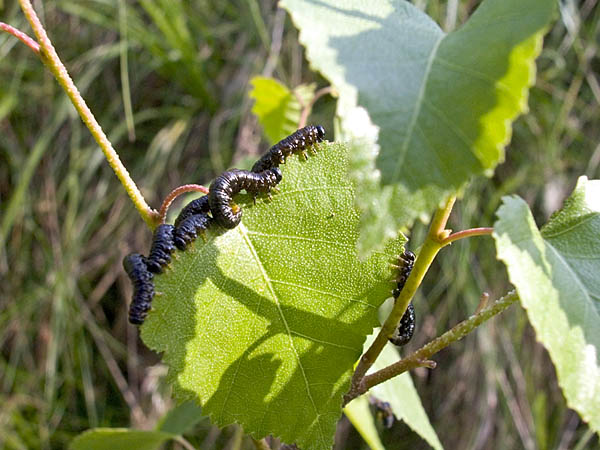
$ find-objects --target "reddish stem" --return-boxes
[441,227,494,246]
[0,22,40,54]
[297,86,335,128]
[159,184,209,223]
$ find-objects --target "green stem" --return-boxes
[344,195,456,405]
[18,0,159,229]
[362,291,518,392]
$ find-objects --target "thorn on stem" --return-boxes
[475,292,490,314]
[418,359,437,369]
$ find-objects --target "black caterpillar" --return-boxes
[208,168,282,229]
[389,250,416,347]
[123,200,211,324]
[146,224,176,273]
[122,126,326,324]
[173,195,212,250]
[251,125,325,173]
[173,213,212,250]
[174,195,210,228]
[123,253,155,325]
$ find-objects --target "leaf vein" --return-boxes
[289,330,356,352]
[542,214,599,239]
[238,224,327,447]
[392,34,444,179]
[268,278,376,309]
[434,57,517,102]
[246,230,355,249]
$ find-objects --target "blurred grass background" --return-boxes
[0,0,598,449]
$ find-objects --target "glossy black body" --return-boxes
[251,125,325,172]
[173,213,212,250]
[123,253,154,325]
[146,224,176,273]
[174,195,210,229]
[208,168,282,229]
[389,302,416,347]
[390,250,416,347]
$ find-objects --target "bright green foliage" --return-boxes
[69,429,173,450]
[249,76,316,145]
[494,177,600,433]
[141,142,405,449]
[344,395,385,450]
[368,334,443,449]
[281,0,556,254]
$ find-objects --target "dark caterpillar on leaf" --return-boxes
[251,125,325,173]
[123,253,154,325]
[389,250,416,347]
[146,224,176,273]
[209,168,282,229]
[173,213,212,250]
[174,195,210,229]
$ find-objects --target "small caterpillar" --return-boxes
[390,303,415,347]
[146,224,176,273]
[392,250,415,299]
[389,250,416,347]
[123,253,154,325]
[369,396,396,429]
[174,195,210,229]
[173,213,212,250]
[208,168,282,229]
[251,125,325,173]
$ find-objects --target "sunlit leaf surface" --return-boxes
[141,142,405,449]
[281,0,556,254]
[494,177,600,433]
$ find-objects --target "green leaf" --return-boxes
[344,395,385,450]
[156,401,204,435]
[249,76,316,145]
[281,0,556,254]
[69,429,173,450]
[367,333,443,450]
[141,142,406,449]
[493,177,600,433]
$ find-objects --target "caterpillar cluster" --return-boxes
[389,250,416,347]
[123,126,325,325]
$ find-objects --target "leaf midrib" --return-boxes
[237,222,327,447]
[392,34,444,179]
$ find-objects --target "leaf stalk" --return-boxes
[0,21,40,53]
[158,184,210,223]
[441,227,494,245]
[17,0,159,229]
